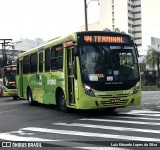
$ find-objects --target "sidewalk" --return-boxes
[142,86,160,91]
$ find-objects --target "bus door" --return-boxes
[19,59,23,97]
[37,52,45,103]
[66,47,77,105]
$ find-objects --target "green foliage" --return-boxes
[145,49,160,70]
[139,63,146,72]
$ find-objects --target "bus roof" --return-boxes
[17,31,132,59]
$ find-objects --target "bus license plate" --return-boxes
[110,99,120,104]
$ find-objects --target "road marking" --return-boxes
[80,118,160,126]
[121,110,160,114]
[10,130,34,136]
[0,132,56,141]
[130,113,160,117]
[21,127,160,141]
[111,116,160,121]
[120,113,160,117]
[53,122,160,134]
[0,110,20,114]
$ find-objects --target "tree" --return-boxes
[145,49,159,70]
[103,28,111,32]
[144,48,160,86]
[114,28,120,32]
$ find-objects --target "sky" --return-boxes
[0,0,99,41]
[140,0,160,46]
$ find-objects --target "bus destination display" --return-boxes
[5,67,16,71]
[83,35,129,43]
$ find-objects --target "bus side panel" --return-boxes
[17,61,24,98]
[22,75,30,99]
[43,72,56,105]
[28,74,39,101]
[43,72,64,105]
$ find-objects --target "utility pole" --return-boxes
[0,39,12,67]
[84,0,88,31]
[84,0,100,31]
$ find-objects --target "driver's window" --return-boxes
[120,52,134,67]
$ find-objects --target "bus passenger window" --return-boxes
[39,53,43,72]
[51,45,63,70]
[30,53,37,73]
[45,48,51,72]
[51,47,55,58]
[17,59,19,75]
[23,56,30,74]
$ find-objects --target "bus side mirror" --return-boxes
[135,43,139,57]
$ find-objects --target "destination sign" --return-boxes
[84,35,128,43]
[5,67,16,71]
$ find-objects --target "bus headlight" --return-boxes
[133,82,140,95]
[83,84,95,97]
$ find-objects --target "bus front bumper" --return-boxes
[77,92,141,110]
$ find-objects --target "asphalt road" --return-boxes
[0,91,160,149]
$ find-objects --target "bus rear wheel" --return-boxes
[58,91,69,113]
[28,89,36,106]
[105,108,116,111]
[13,96,18,100]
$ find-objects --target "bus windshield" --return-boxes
[79,45,139,82]
[3,69,16,89]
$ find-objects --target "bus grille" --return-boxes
[98,94,129,98]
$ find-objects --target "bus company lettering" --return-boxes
[47,78,56,85]
[84,36,124,43]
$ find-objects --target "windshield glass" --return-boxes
[79,45,139,82]
[3,70,16,88]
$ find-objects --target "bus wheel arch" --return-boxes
[56,87,69,112]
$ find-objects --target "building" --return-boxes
[0,38,44,68]
[81,21,102,31]
[13,38,44,51]
[138,37,160,56]
[141,1,160,47]
[99,0,142,46]
[81,0,160,55]
[151,37,160,47]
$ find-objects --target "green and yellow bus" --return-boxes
[3,65,18,99]
[16,31,141,112]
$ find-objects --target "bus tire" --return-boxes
[27,89,36,106]
[105,108,116,111]
[58,91,69,113]
[13,96,18,100]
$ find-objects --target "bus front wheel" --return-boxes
[58,91,69,113]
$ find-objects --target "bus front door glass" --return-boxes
[67,48,76,104]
